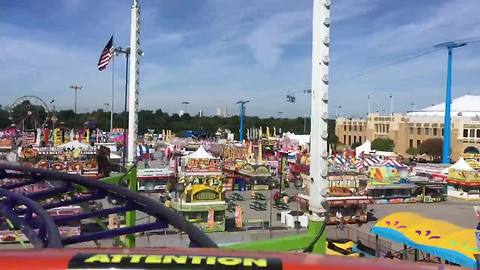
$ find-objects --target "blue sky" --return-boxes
[1,0,480,118]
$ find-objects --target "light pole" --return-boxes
[277,111,283,119]
[181,101,189,115]
[104,102,110,130]
[69,85,84,114]
[389,94,393,116]
[368,94,371,115]
[114,46,131,169]
[237,100,250,142]
[433,41,467,164]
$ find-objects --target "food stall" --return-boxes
[171,146,226,232]
[137,168,175,193]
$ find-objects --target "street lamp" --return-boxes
[69,85,84,114]
[114,46,131,169]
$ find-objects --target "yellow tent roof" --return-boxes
[372,212,478,268]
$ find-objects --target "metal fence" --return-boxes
[327,225,392,256]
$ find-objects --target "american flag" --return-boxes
[97,35,114,71]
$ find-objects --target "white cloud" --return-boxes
[246,11,310,67]
[332,0,380,22]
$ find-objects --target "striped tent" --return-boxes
[328,155,347,165]
[379,159,408,168]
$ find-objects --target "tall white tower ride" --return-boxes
[309,0,330,218]
[127,0,141,165]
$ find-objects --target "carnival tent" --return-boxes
[450,157,475,172]
[379,159,408,168]
[372,212,478,268]
[328,155,346,165]
[355,140,371,157]
[185,145,216,160]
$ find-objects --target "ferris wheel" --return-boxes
[9,96,51,132]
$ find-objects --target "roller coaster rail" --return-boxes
[0,163,217,248]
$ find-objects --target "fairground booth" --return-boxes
[171,146,226,232]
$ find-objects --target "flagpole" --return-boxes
[110,34,115,132]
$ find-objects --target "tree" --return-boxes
[371,138,395,152]
[406,147,418,156]
[351,141,362,148]
[418,138,443,161]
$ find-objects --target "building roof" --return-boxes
[408,95,480,117]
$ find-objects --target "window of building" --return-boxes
[359,126,362,132]
[354,126,357,131]
[353,136,357,143]
[348,135,351,145]
[409,127,413,134]
[425,128,429,135]
[344,125,346,131]
[343,135,346,143]
[442,128,444,136]
[417,128,421,135]
[417,140,421,147]
[470,129,475,138]
[349,125,352,131]
[477,129,480,138]
[464,129,469,138]
[433,128,437,136]
[409,139,413,148]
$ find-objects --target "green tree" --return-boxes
[351,141,362,148]
[371,138,395,152]
[418,138,443,161]
[406,147,419,156]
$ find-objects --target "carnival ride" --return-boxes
[0,163,216,248]
[9,96,51,132]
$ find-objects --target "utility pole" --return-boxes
[434,41,467,164]
[237,100,249,142]
[69,85,84,114]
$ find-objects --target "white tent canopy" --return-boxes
[355,140,371,157]
[185,145,216,159]
[449,157,475,171]
[283,133,310,146]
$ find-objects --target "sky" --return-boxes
[1,0,480,118]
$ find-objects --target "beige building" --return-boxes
[335,95,480,161]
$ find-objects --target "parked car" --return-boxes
[251,192,266,201]
[230,192,245,201]
[250,201,267,211]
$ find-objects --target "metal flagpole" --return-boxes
[111,35,115,132]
